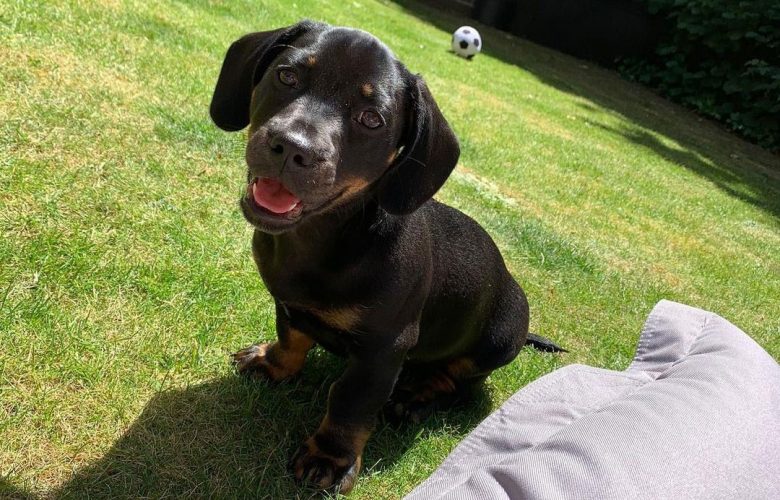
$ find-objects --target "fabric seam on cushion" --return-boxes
[631,301,663,372]
[630,301,710,376]
[495,378,649,462]
[480,313,710,470]
[653,312,709,380]
[430,369,649,483]
[420,367,586,483]
[418,373,652,499]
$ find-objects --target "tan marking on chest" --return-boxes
[311,306,362,331]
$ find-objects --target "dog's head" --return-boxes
[210,21,460,233]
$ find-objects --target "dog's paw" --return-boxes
[385,371,465,425]
[231,343,297,382]
[231,343,273,378]
[289,438,361,493]
[384,392,437,425]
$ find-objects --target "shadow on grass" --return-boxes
[0,478,36,500]
[587,119,780,215]
[53,350,491,498]
[393,0,780,221]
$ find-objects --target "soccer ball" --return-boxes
[451,26,482,59]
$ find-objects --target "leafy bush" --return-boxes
[621,0,780,151]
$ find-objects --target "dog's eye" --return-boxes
[278,69,298,87]
[359,110,383,129]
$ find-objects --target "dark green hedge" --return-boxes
[621,0,780,151]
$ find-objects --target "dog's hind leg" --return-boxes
[385,281,529,423]
[384,358,489,424]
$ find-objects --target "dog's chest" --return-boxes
[253,228,378,299]
[253,246,366,328]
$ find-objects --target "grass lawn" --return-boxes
[1,0,778,497]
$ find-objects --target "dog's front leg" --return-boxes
[232,302,315,381]
[290,345,406,493]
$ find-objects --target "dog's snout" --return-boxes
[268,133,315,168]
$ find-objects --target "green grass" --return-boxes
[1,0,778,498]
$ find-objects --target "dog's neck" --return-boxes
[258,195,393,266]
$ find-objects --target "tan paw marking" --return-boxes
[231,343,299,381]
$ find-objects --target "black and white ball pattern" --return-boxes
[451,26,481,59]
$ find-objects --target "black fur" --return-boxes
[210,21,564,493]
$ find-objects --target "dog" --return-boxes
[210,21,563,493]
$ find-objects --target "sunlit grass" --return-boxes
[1,0,778,498]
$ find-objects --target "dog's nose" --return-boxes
[268,133,314,168]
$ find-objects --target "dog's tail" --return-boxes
[525,333,568,353]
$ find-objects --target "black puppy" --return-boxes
[210,21,561,493]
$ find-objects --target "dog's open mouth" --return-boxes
[251,178,301,215]
[242,177,305,231]
[242,177,348,233]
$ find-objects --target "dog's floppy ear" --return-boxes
[210,21,317,132]
[377,74,460,215]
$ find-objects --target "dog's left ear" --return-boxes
[377,74,460,215]
[210,21,318,131]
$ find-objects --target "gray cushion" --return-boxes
[405,300,780,500]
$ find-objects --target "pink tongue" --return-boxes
[252,178,301,214]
